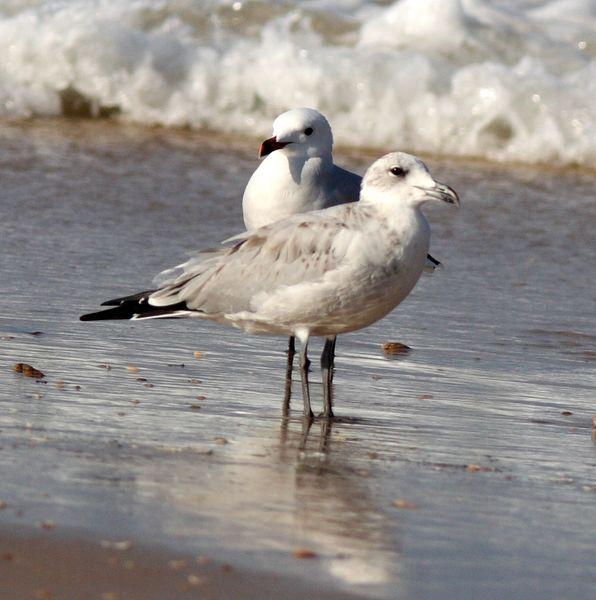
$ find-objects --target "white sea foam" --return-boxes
[0,0,594,166]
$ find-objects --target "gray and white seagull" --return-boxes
[81,151,459,419]
[243,108,442,403]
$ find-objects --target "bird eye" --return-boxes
[390,167,406,177]
[304,127,314,136]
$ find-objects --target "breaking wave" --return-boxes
[0,0,594,166]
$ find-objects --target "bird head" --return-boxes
[361,152,460,208]
[259,108,333,159]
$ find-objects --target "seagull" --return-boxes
[243,108,441,400]
[81,152,459,419]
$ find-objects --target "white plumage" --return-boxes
[243,108,361,229]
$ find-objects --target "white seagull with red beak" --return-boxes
[242,108,441,410]
[243,108,362,228]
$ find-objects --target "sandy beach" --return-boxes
[0,120,595,599]
[1,525,366,600]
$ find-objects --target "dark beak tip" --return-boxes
[259,136,277,158]
[259,136,288,157]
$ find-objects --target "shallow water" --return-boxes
[0,120,595,599]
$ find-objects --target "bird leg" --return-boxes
[321,337,335,418]
[282,336,296,416]
[299,340,314,421]
[328,336,336,383]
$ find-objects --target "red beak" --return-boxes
[259,136,289,157]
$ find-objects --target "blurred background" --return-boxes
[0,0,594,166]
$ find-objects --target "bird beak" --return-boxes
[415,181,460,206]
[259,136,289,157]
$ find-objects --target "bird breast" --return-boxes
[243,154,327,229]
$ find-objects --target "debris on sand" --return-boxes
[187,574,207,586]
[465,464,501,473]
[561,410,572,416]
[392,499,418,509]
[125,366,140,373]
[98,364,112,371]
[193,351,203,359]
[418,394,433,400]
[12,363,45,379]
[214,437,228,445]
[190,404,202,410]
[292,549,318,559]
[382,342,411,356]
[168,559,188,571]
[100,540,133,551]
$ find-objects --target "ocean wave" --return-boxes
[0,0,594,166]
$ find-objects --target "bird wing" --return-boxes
[323,164,362,207]
[148,203,369,316]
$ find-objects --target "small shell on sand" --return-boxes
[187,574,207,586]
[12,363,45,379]
[100,540,133,551]
[292,549,318,559]
[168,559,187,571]
[382,342,411,356]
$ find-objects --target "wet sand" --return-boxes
[0,120,595,599]
[0,525,363,600]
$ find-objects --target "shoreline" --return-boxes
[1,116,594,176]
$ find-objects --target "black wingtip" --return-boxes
[80,305,138,321]
[81,298,192,322]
